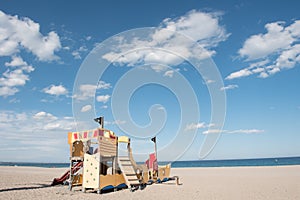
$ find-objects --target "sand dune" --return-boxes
[0,165,299,200]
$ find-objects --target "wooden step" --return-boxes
[118,156,140,187]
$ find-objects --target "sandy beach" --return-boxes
[0,165,299,200]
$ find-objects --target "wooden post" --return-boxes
[114,137,119,175]
[100,116,104,128]
[151,137,158,178]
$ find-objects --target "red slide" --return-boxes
[51,161,83,186]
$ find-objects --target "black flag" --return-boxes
[151,137,156,143]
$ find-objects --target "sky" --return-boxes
[0,0,299,162]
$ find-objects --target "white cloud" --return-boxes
[151,65,169,73]
[208,123,215,127]
[73,84,96,100]
[43,84,68,96]
[97,80,111,89]
[0,110,81,162]
[81,104,92,112]
[227,20,300,80]
[185,122,206,131]
[205,79,215,84]
[33,111,57,121]
[163,69,179,78]
[105,119,126,125]
[220,84,238,91]
[227,129,265,134]
[101,105,108,109]
[73,81,111,101]
[0,111,27,122]
[0,10,62,97]
[9,98,20,103]
[239,21,294,60]
[96,95,110,103]
[4,55,27,67]
[1,68,31,87]
[72,45,88,60]
[0,10,61,61]
[102,10,229,67]
[0,56,34,97]
[1,111,77,132]
[202,128,264,134]
[72,51,81,59]
[203,129,225,134]
[86,36,92,41]
[0,86,18,97]
[226,68,252,80]
[32,112,76,131]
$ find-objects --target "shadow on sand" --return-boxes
[0,183,51,192]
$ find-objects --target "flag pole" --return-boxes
[151,136,158,178]
[154,138,157,163]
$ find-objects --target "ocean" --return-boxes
[1,156,300,168]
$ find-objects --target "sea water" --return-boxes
[1,157,300,168]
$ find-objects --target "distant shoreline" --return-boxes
[1,156,300,168]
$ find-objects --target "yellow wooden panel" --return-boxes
[68,132,72,144]
[118,136,129,143]
[158,164,171,180]
[99,174,126,189]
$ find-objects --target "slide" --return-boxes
[51,161,83,186]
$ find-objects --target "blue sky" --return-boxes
[0,0,299,162]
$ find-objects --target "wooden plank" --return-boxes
[117,156,140,186]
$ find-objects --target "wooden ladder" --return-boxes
[118,156,140,188]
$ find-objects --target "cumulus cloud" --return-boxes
[96,95,110,103]
[227,20,300,79]
[102,10,229,68]
[0,10,61,61]
[0,56,34,97]
[4,55,27,67]
[43,84,68,96]
[73,81,111,101]
[33,111,57,121]
[220,84,238,91]
[0,10,62,97]
[81,104,92,112]
[0,110,76,132]
[239,21,294,60]
[0,110,79,161]
[32,111,76,131]
[73,84,96,100]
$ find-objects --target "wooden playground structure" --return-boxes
[52,117,179,194]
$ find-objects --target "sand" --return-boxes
[0,165,299,200]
